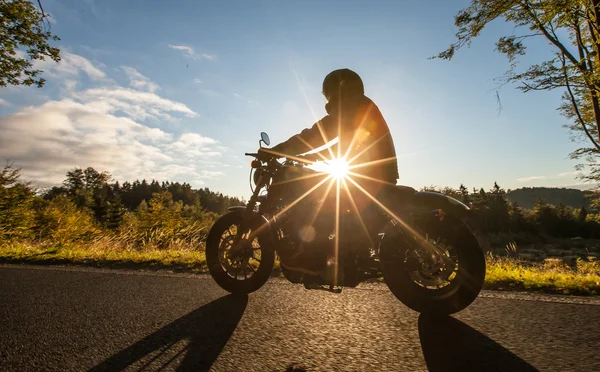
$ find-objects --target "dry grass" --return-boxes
[485,254,600,295]
[0,240,207,272]
[2,240,600,296]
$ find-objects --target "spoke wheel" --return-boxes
[380,216,485,315]
[218,225,263,280]
[406,234,459,290]
[206,211,275,294]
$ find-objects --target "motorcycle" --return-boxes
[206,132,486,314]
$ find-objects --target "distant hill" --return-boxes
[506,187,598,210]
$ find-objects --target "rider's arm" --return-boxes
[304,141,340,161]
[271,115,337,157]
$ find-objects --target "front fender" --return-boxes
[411,191,471,219]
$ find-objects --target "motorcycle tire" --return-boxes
[380,215,485,315]
[206,211,275,294]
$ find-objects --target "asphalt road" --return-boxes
[1,265,599,371]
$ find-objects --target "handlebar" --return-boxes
[300,153,321,162]
[245,148,322,165]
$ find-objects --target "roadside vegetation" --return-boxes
[1,164,600,295]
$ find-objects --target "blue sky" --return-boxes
[0,0,591,198]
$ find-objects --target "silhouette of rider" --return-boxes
[270,69,400,285]
[271,68,399,186]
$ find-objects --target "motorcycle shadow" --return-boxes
[90,294,248,372]
[418,314,538,372]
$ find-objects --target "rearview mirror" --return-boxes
[260,132,270,146]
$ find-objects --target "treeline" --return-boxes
[0,165,243,249]
[423,183,600,240]
[4,163,600,251]
[41,167,245,228]
[506,187,595,210]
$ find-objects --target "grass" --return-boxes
[0,240,208,273]
[485,254,600,296]
[1,240,599,296]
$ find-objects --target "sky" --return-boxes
[0,0,593,198]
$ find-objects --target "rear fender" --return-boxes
[409,192,487,248]
[410,191,471,220]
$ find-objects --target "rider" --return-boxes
[270,68,399,204]
[268,69,400,284]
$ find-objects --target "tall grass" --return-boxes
[485,253,600,295]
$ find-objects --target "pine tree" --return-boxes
[458,184,470,204]
[578,206,588,222]
[106,194,124,230]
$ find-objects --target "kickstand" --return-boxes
[316,285,342,294]
[329,285,342,294]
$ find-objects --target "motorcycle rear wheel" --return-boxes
[380,216,485,315]
[206,211,275,294]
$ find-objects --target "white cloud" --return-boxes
[0,100,225,187]
[199,170,225,178]
[78,87,196,121]
[0,100,170,185]
[63,79,78,92]
[0,52,226,188]
[33,52,107,81]
[234,92,259,106]
[0,98,10,107]
[193,78,202,84]
[121,66,160,93]
[557,171,579,177]
[168,44,216,61]
[518,176,548,182]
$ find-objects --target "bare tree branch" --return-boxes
[561,53,600,151]
[36,0,52,31]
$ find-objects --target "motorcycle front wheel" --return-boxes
[206,211,275,294]
[380,215,485,315]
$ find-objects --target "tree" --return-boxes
[488,182,511,232]
[0,164,35,239]
[508,201,528,232]
[105,194,124,230]
[435,0,600,183]
[1,0,60,88]
[579,205,589,221]
[459,183,470,204]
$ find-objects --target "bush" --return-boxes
[32,195,101,245]
[0,165,35,240]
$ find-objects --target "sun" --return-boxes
[306,157,349,180]
[326,158,349,179]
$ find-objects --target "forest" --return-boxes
[2,164,600,253]
[0,165,243,251]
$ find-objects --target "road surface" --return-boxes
[1,264,599,371]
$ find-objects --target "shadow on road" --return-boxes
[418,314,538,372]
[90,294,248,371]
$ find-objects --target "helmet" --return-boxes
[322,68,364,102]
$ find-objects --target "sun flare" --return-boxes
[326,158,349,179]
[307,157,350,179]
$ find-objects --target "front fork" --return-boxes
[227,178,264,259]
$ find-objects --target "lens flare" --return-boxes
[326,158,349,179]
[309,158,349,179]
